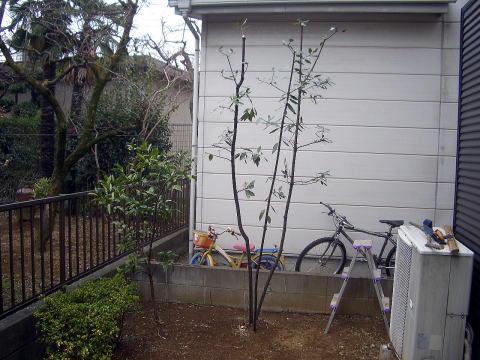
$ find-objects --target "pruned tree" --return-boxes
[208,20,337,329]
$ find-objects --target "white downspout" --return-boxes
[183,15,200,261]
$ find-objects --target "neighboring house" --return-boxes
[170,0,463,253]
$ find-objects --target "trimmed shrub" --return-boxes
[34,275,139,360]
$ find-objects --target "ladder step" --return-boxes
[341,266,350,279]
[353,239,373,249]
[330,293,340,309]
[373,269,382,281]
[382,296,390,312]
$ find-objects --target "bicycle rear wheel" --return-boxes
[252,253,285,271]
[295,237,346,275]
[385,246,396,277]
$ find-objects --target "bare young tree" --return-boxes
[208,20,337,329]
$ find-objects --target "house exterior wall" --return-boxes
[195,2,465,254]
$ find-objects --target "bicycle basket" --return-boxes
[193,230,213,248]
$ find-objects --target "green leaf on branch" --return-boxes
[259,209,265,221]
[245,190,255,198]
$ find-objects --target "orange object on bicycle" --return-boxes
[193,230,214,248]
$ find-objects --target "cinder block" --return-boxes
[166,284,207,304]
[254,271,286,293]
[136,281,167,302]
[343,277,372,299]
[203,266,247,290]
[281,292,329,313]
[209,287,246,308]
[381,279,393,297]
[259,291,287,312]
[284,272,328,296]
[167,265,204,286]
[337,298,377,316]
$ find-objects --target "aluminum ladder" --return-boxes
[324,239,390,334]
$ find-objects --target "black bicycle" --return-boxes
[294,202,402,277]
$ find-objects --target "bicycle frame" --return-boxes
[331,225,395,264]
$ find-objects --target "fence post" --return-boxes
[59,200,66,283]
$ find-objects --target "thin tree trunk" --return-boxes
[229,35,254,324]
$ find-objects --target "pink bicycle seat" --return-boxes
[233,244,255,252]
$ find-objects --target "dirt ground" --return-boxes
[114,302,389,360]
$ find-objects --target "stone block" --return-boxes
[281,292,328,313]
[208,287,246,308]
[337,298,377,316]
[167,265,204,286]
[166,284,207,304]
[284,271,328,296]
[136,281,167,302]
[254,270,286,293]
[203,266,247,290]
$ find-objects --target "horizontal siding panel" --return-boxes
[199,149,443,182]
[204,46,442,75]
[200,97,443,128]
[197,173,437,209]
[200,71,441,102]
[436,182,455,209]
[198,122,456,156]
[206,21,442,48]
[198,198,436,235]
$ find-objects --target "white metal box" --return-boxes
[390,225,473,360]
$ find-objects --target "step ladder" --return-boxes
[324,239,390,334]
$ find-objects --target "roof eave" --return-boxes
[168,0,455,17]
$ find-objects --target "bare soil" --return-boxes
[114,302,389,360]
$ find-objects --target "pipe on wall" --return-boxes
[183,15,200,261]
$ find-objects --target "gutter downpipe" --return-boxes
[183,14,200,261]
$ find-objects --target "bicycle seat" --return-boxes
[233,244,255,252]
[379,220,404,228]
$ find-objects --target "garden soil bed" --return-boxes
[114,302,389,360]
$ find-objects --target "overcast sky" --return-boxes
[132,0,197,55]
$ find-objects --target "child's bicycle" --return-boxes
[190,226,286,271]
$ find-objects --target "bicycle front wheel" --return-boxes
[252,253,285,271]
[295,237,346,275]
[190,252,214,266]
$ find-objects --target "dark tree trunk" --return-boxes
[39,60,56,178]
[70,66,86,123]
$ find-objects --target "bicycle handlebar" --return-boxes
[320,202,354,229]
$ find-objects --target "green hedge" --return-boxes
[34,275,139,360]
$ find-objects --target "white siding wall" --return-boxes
[195,3,464,254]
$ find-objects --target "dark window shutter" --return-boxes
[455,0,480,352]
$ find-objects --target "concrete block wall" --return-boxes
[134,264,393,316]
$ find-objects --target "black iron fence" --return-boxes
[0,180,189,319]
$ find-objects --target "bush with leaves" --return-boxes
[34,275,138,360]
[93,142,191,323]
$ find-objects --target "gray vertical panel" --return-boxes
[454,0,480,351]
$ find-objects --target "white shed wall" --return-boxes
[195,2,464,254]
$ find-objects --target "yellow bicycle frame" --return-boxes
[196,239,285,269]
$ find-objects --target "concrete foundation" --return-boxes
[134,264,393,316]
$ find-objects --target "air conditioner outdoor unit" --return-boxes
[390,225,473,360]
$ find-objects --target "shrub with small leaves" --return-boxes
[33,178,50,199]
[34,275,138,360]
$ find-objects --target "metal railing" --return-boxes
[0,180,189,319]
[169,123,192,154]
